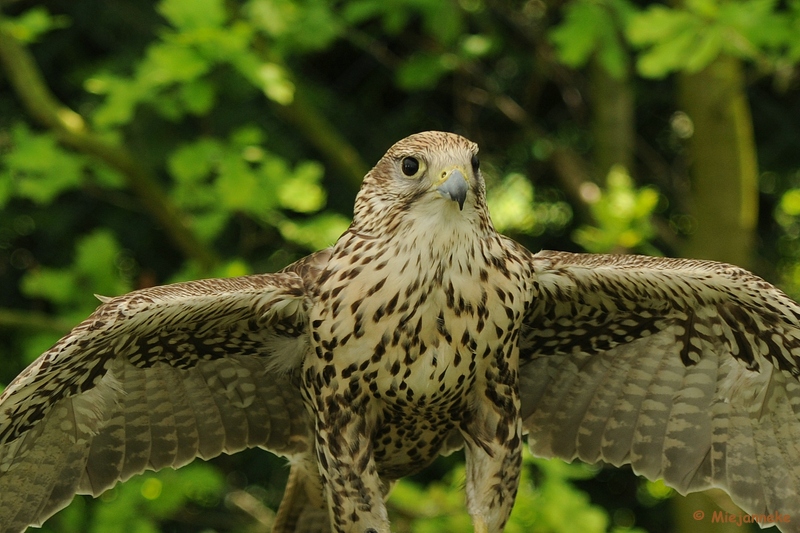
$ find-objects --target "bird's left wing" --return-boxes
[518,250,800,522]
[0,270,314,532]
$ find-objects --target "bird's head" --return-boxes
[352,131,491,236]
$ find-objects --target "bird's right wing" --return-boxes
[0,266,318,533]
[517,250,800,525]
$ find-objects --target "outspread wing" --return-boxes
[0,263,320,532]
[519,250,800,521]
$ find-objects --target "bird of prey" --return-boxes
[2,131,800,533]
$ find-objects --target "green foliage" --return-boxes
[21,229,132,310]
[158,0,227,30]
[550,0,635,78]
[626,0,796,77]
[551,0,800,78]
[396,52,460,90]
[343,0,464,43]
[773,187,800,297]
[573,166,661,254]
[388,450,628,533]
[87,0,305,131]
[487,172,572,236]
[0,6,69,43]
[168,126,342,243]
[45,463,225,533]
[1,124,88,206]
[246,0,341,52]
[17,230,134,362]
[277,212,351,251]
[637,479,675,508]
[342,0,497,90]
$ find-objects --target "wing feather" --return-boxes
[183,364,229,461]
[145,365,180,469]
[0,269,317,532]
[520,250,800,519]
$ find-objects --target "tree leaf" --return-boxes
[396,52,458,90]
[3,124,85,204]
[278,161,326,213]
[635,27,699,78]
[0,7,69,43]
[180,78,216,114]
[550,1,605,68]
[684,26,724,72]
[138,42,210,86]
[627,6,694,47]
[168,139,221,183]
[157,0,227,30]
[278,212,350,250]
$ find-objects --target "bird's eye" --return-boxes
[471,155,480,173]
[401,157,420,177]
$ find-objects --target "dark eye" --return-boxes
[401,157,420,176]
[471,155,480,173]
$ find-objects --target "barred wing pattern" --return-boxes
[0,272,313,532]
[520,250,800,521]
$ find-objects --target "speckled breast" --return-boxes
[304,232,528,478]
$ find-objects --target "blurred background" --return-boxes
[1,0,798,531]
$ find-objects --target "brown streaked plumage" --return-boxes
[2,131,800,533]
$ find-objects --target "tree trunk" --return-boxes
[591,57,635,181]
[677,54,759,268]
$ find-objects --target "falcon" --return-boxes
[1,131,800,533]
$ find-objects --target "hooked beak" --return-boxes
[436,168,468,210]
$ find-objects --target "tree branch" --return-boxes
[0,308,72,334]
[678,55,758,267]
[0,17,218,271]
